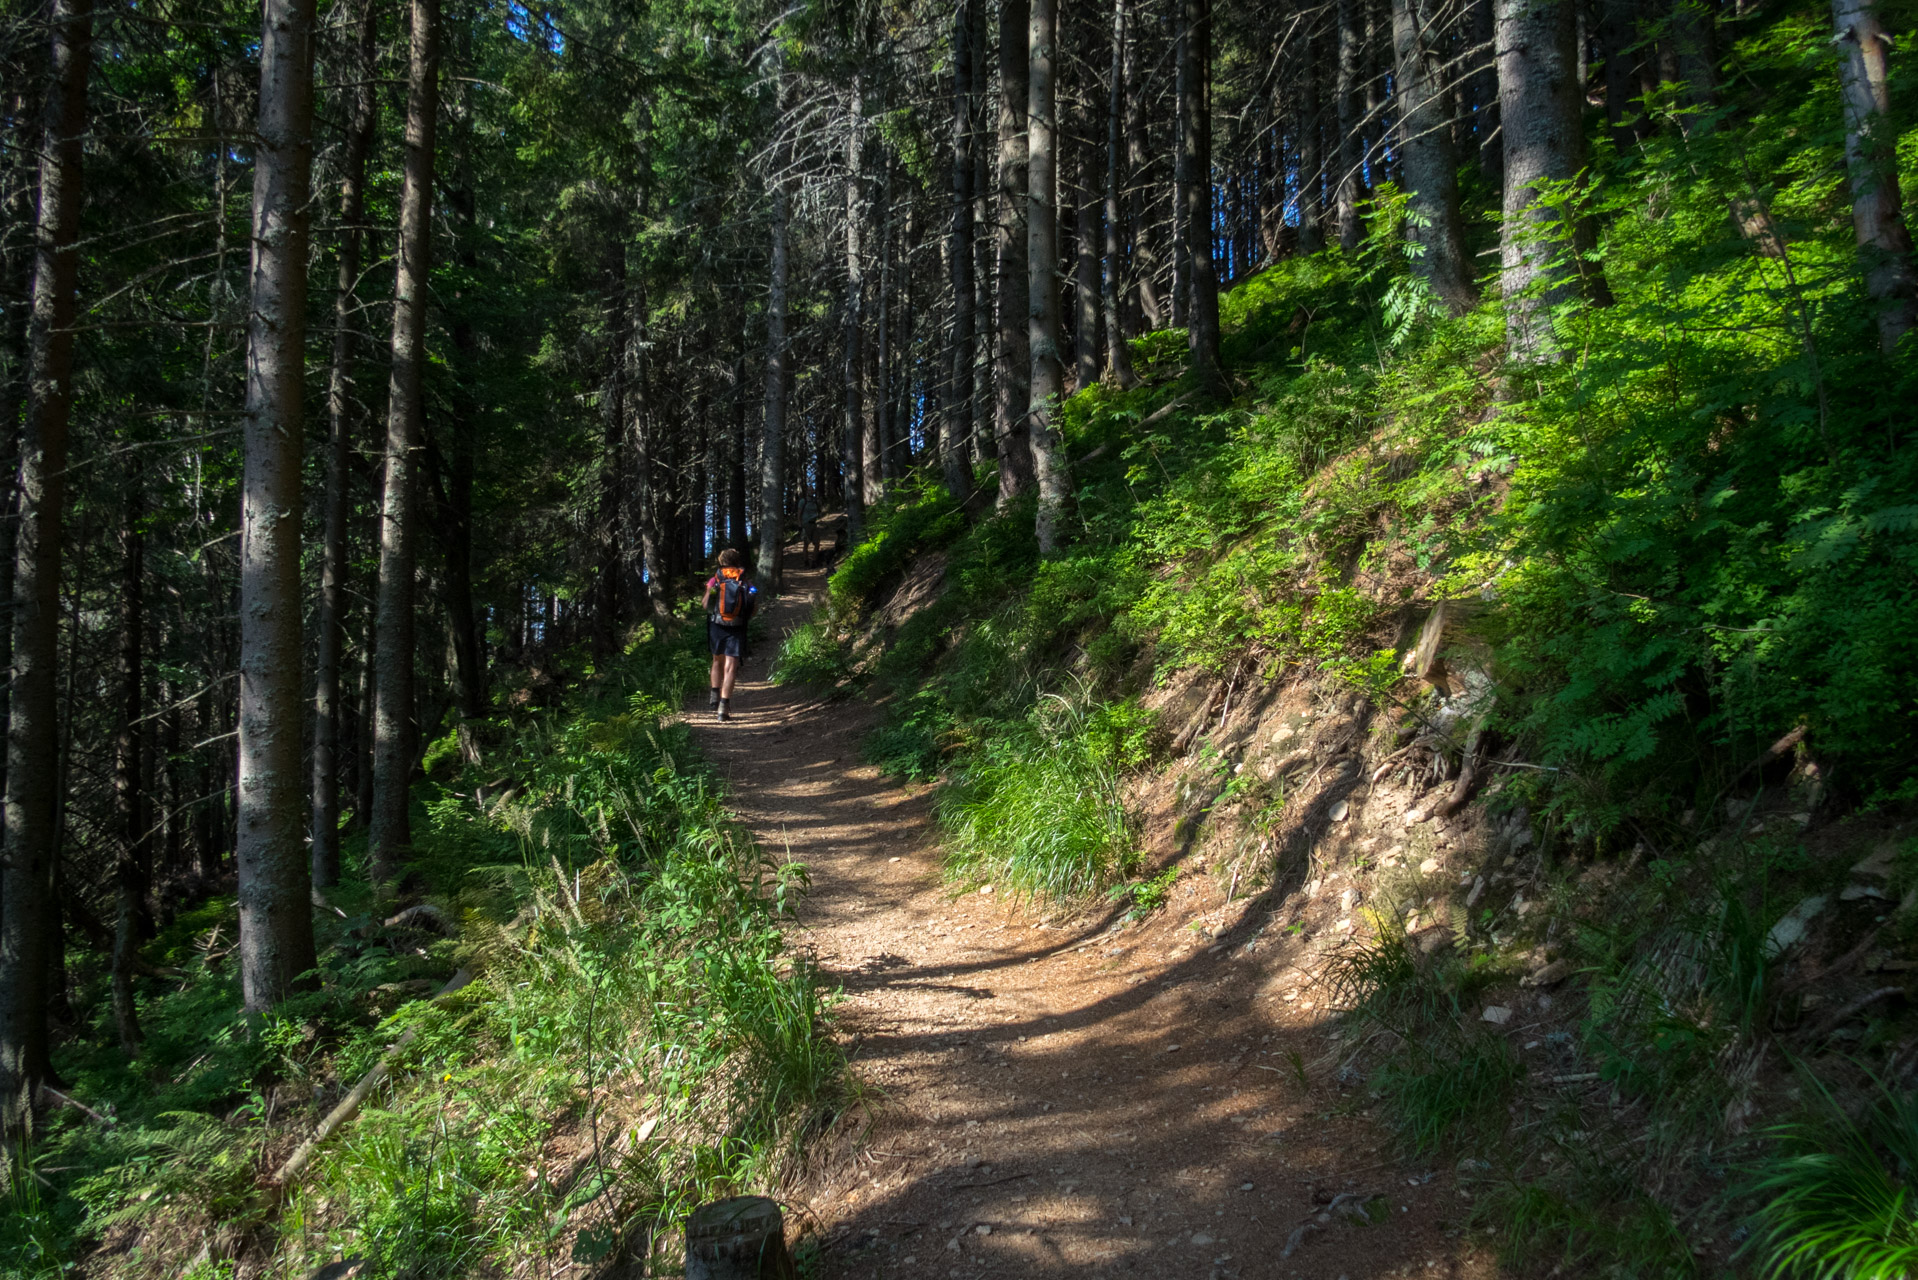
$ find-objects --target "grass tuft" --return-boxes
[1746,1071,1918,1280]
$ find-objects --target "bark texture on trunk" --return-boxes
[2,0,91,1132]
[369,0,440,884]
[729,346,747,547]
[624,263,667,611]
[312,0,378,889]
[842,78,868,537]
[1672,0,1719,107]
[1103,0,1140,387]
[1123,20,1162,331]
[1027,0,1072,554]
[1497,0,1587,358]
[994,0,1035,509]
[239,0,320,1008]
[1179,0,1226,395]
[1599,0,1646,153]
[1335,0,1366,251]
[1072,139,1101,393]
[758,176,790,588]
[112,496,146,1057]
[1296,26,1326,256]
[1831,0,1917,353]
[1393,0,1478,314]
[946,0,979,506]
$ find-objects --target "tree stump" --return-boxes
[684,1196,797,1280]
[1410,598,1491,696]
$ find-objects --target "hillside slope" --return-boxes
[784,203,1918,1275]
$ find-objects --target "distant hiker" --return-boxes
[703,548,757,722]
[799,492,822,567]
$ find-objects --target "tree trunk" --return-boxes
[1103,0,1140,387]
[1497,0,1591,358]
[946,0,979,506]
[729,345,748,550]
[369,0,440,884]
[2,0,90,1134]
[1123,18,1163,331]
[875,165,896,483]
[1831,0,1917,353]
[1171,38,1189,323]
[435,110,486,720]
[1027,0,1073,554]
[112,493,146,1057]
[1393,0,1479,314]
[1335,0,1366,251]
[994,0,1035,509]
[312,0,377,890]
[1672,0,1719,108]
[238,0,321,1008]
[1598,0,1645,153]
[1072,65,1101,394]
[1468,0,1504,184]
[1296,26,1326,256]
[625,262,668,611]
[970,0,994,472]
[1179,0,1226,396]
[841,78,868,537]
[759,174,790,588]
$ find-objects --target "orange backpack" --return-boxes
[714,566,754,625]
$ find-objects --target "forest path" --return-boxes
[683,560,1489,1280]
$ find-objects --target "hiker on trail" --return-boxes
[703,548,757,722]
[799,491,822,568]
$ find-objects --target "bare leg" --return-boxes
[719,655,741,699]
[710,653,725,689]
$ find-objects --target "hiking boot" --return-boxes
[708,687,720,709]
[716,699,731,722]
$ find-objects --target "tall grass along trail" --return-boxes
[688,562,1494,1280]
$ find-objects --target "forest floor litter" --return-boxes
[685,564,1500,1280]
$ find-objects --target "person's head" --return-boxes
[717,547,744,570]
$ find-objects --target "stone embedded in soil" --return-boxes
[1766,895,1829,955]
[1481,1005,1513,1025]
[1852,845,1898,880]
[1522,959,1574,988]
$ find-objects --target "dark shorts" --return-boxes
[709,620,747,659]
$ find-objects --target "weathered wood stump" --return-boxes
[684,1196,796,1280]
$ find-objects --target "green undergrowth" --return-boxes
[792,8,1916,901]
[4,618,843,1279]
[775,11,1917,1273]
[1321,814,1918,1279]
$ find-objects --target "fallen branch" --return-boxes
[1138,394,1194,430]
[1369,741,1417,783]
[1806,986,1902,1042]
[384,902,456,935]
[1434,717,1491,819]
[39,1084,114,1124]
[271,968,474,1190]
[1734,724,1807,782]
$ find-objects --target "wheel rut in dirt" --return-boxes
[684,562,1493,1280]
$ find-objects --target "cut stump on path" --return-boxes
[685,1196,797,1280]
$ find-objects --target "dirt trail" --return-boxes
[685,564,1494,1280]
